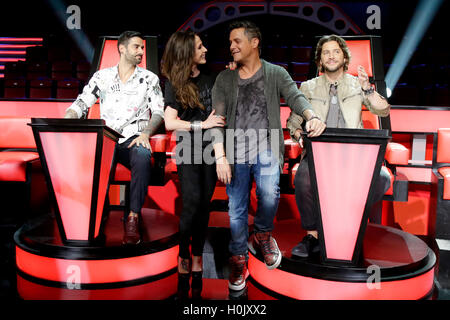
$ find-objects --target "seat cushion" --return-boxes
[0,151,39,181]
[150,134,170,153]
[113,163,131,181]
[284,138,301,159]
[438,167,450,200]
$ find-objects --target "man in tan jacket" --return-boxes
[287,34,391,258]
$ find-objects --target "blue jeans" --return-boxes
[226,150,280,256]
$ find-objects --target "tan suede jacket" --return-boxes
[287,73,390,140]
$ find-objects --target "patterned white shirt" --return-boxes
[67,65,164,143]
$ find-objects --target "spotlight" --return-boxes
[385,0,444,92]
[386,87,392,98]
[46,0,94,62]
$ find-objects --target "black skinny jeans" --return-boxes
[294,157,391,230]
[114,135,151,214]
[177,162,217,259]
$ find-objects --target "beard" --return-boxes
[125,52,142,66]
[322,60,345,73]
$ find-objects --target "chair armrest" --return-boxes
[385,142,409,165]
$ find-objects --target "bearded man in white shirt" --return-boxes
[65,31,165,245]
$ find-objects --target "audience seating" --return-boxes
[51,61,73,80]
[47,46,69,63]
[56,79,80,99]
[76,61,91,82]
[290,46,312,62]
[29,78,52,99]
[3,79,26,99]
[26,62,48,80]
[4,62,26,79]
[25,46,47,62]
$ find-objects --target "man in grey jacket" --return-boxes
[211,20,326,291]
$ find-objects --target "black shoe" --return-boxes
[291,234,320,258]
[191,271,203,300]
[176,272,190,300]
[122,214,141,245]
[228,285,248,300]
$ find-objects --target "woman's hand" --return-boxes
[202,109,226,129]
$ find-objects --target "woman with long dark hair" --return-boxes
[161,30,225,299]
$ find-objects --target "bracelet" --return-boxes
[306,115,320,122]
[190,121,202,131]
[216,155,225,161]
[362,86,375,95]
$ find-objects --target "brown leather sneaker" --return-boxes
[253,231,282,270]
[229,255,248,291]
[122,214,141,245]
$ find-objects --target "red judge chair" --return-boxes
[291,36,409,203]
[248,36,435,300]
[432,128,450,289]
[13,36,178,296]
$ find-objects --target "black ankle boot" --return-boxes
[191,271,203,300]
[177,272,190,300]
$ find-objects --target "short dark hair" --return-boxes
[228,20,262,54]
[117,31,143,54]
[315,34,351,72]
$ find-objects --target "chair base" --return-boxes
[248,220,436,300]
[14,208,179,299]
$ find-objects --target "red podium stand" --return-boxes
[248,128,436,300]
[29,118,120,245]
[305,128,389,265]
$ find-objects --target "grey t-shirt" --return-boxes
[234,67,270,163]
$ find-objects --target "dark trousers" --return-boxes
[177,162,217,259]
[294,157,391,230]
[114,136,151,214]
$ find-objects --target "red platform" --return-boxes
[14,208,179,297]
[248,220,436,300]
